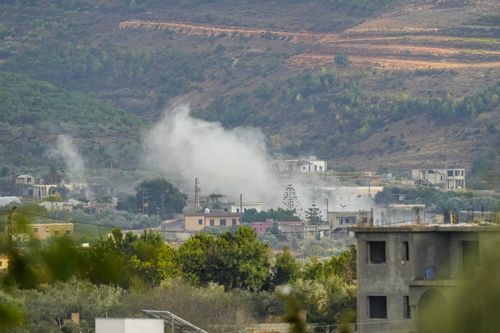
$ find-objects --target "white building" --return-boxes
[95,318,164,333]
[411,168,465,191]
[221,202,263,213]
[16,175,35,185]
[273,157,327,174]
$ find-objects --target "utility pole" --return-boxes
[194,178,200,212]
[324,198,330,237]
[240,193,243,214]
[7,206,16,246]
[160,193,166,217]
[156,207,160,228]
[142,192,149,216]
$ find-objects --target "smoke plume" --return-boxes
[145,105,280,204]
[56,135,87,184]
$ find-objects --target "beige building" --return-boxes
[184,210,242,232]
[411,168,465,191]
[0,255,9,271]
[29,223,74,240]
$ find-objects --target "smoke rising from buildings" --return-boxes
[144,105,281,204]
[144,105,381,216]
[56,135,87,184]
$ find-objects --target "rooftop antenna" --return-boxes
[240,193,243,214]
[194,178,200,212]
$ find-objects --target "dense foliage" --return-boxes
[3,44,215,114]
[0,71,143,169]
[118,178,188,219]
[0,224,357,331]
[197,68,500,158]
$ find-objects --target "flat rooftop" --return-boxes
[348,224,500,233]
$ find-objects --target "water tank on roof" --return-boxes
[204,208,210,214]
[425,266,436,280]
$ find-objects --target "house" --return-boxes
[0,254,9,271]
[16,174,35,185]
[277,221,306,237]
[28,223,74,240]
[272,157,327,174]
[327,210,366,229]
[39,201,74,212]
[249,220,273,234]
[350,224,500,333]
[221,202,263,213]
[184,209,242,232]
[411,168,465,191]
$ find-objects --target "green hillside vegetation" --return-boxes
[3,44,222,114]
[0,71,144,168]
[196,68,500,157]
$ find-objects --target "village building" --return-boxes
[249,220,273,234]
[28,223,74,240]
[184,209,242,232]
[0,254,9,271]
[16,174,35,185]
[39,201,75,212]
[350,223,500,333]
[272,157,327,174]
[220,202,263,213]
[411,168,466,191]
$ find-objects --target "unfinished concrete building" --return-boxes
[351,224,500,333]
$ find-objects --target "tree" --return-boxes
[0,292,24,332]
[335,53,349,67]
[177,227,272,291]
[282,184,300,213]
[272,247,300,287]
[305,203,322,225]
[126,178,187,219]
[18,279,122,333]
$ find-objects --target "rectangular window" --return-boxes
[462,241,479,278]
[368,241,386,264]
[232,218,237,226]
[210,219,215,226]
[368,296,387,319]
[403,296,411,319]
[198,219,203,225]
[0,261,3,267]
[403,241,409,261]
[65,230,71,235]
[54,230,60,235]
[220,219,226,226]
[448,170,453,177]
[33,228,38,233]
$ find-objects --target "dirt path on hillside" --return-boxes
[289,54,500,69]
[119,20,336,43]
[120,19,500,70]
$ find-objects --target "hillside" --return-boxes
[0,71,144,178]
[0,0,498,187]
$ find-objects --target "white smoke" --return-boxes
[144,105,281,204]
[56,135,86,183]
